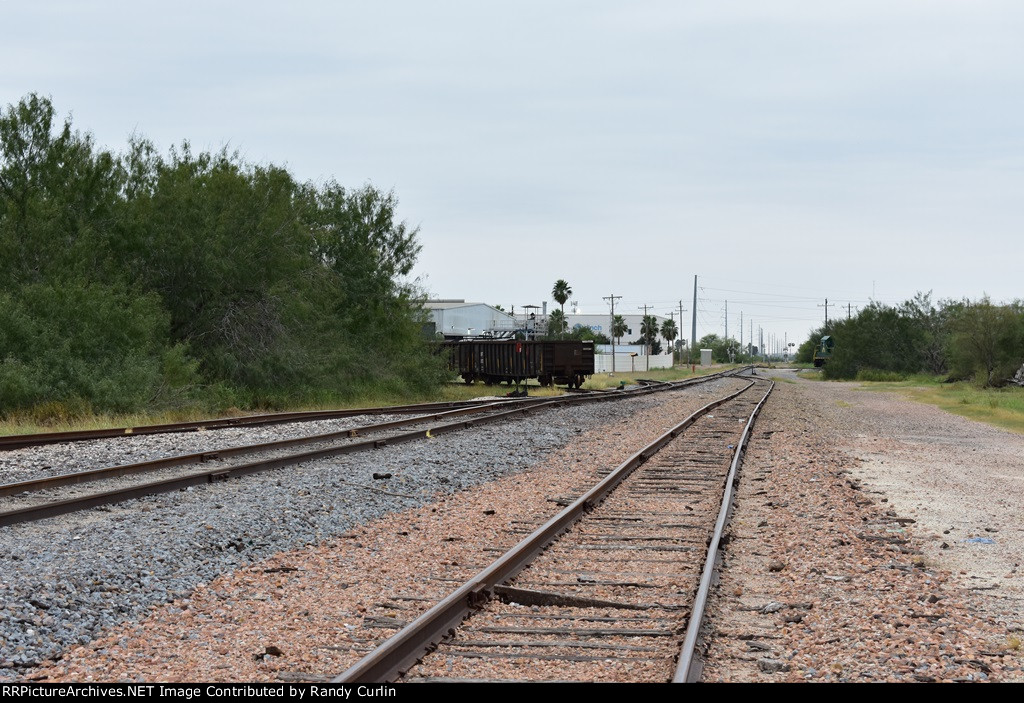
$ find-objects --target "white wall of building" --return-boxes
[594,352,674,373]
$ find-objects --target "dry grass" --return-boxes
[581,364,738,390]
[0,365,742,438]
[853,378,1024,435]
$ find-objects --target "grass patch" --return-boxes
[437,382,566,402]
[853,376,1024,434]
[855,368,906,382]
[0,366,743,437]
[581,364,741,390]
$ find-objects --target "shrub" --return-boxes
[855,368,905,382]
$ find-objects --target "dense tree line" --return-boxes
[796,293,1024,386]
[0,94,446,417]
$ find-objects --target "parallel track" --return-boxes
[1,370,751,528]
[0,398,544,451]
[335,377,773,683]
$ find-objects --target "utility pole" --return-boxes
[691,275,698,366]
[847,302,853,320]
[678,300,686,366]
[668,310,677,367]
[604,293,621,373]
[638,304,650,371]
[724,300,728,341]
[739,311,743,361]
[819,298,835,326]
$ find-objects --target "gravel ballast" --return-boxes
[702,369,1023,682]
[18,378,745,682]
[1,382,736,680]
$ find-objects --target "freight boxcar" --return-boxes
[444,340,594,388]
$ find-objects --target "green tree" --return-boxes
[0,93,124,286]
[641,315,660,349]
[823,303,925,380]
[947,298,1024,386]
[611,314,628,345]
[637,315,662,357]
[546,309,568,337]
[568,326,610,345]
[0,93,447,414]
[551,279,572,313]
[697,333,742,363]
[661,319,678,359]
[899,292,950,375]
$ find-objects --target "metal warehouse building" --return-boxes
[425,300,517,339]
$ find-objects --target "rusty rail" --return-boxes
[334,378,762,683]
[0,398,539,451]
[674,378,775,682]
[1,369,751,528]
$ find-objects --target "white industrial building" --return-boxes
[424,300,516,339]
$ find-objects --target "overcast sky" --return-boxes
[4,1,1022,348]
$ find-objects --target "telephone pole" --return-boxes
[668,310,677,366]
[690,276,698,366]
[638,304,650,371]
[678,300,686,365]
[819,298,836,326]
[604,293,622,373]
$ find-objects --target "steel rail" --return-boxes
[1,368,752,451]
[333,378,760,684]
[0,401,519,498]
[0,400,568,528]
[674,378,775,683]
[0,370,748,528]
[0,398,542,451]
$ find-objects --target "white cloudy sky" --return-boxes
[4,1,1022,348]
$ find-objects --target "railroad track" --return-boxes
[334,376,773,683]
[0,370,751,528]
[0,398,547,451]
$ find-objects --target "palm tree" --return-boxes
[552,279,572,313]
[611,315,628,345]
[641,315,660,347]
[640,315,660,372]
[661,319,678,361]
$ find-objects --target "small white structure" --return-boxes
[594,353,674,373]
[700,348,713,366]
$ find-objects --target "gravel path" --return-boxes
[701,369,1023,682]
[2,381,737,680]
[20,378,744,682]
